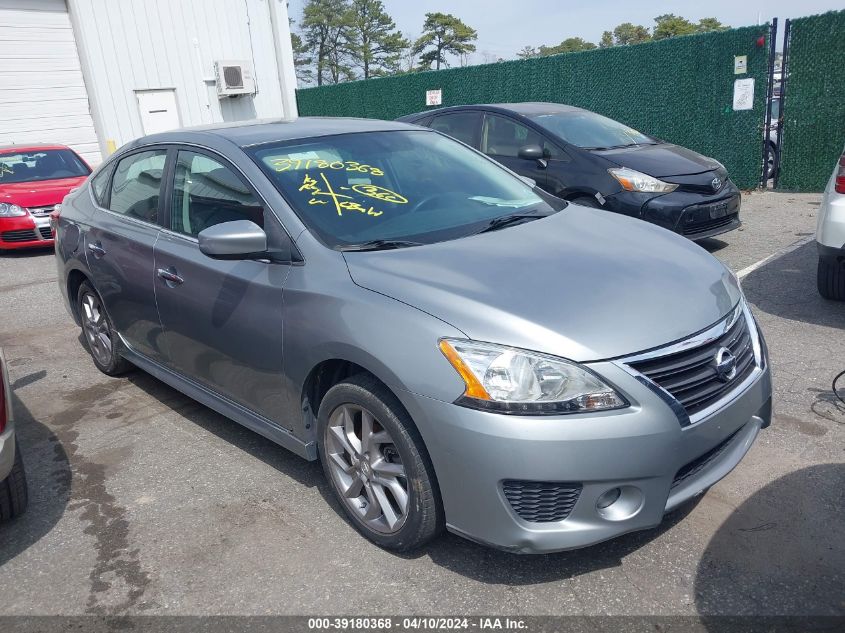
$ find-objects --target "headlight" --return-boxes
[608,167,678,193]
[439,339,628,415]
[0,203,26,217]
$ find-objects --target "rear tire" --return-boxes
[0,439,28,523]
[317,373,444,551]
[77,281,132,376]
[817,257,845,301]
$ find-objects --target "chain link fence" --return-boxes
[297,26,770,189]
[778,10,845,191]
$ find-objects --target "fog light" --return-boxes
[596,485,644,521]
[596,487,621,509]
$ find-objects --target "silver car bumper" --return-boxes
[398,331,772,554]
[0,349,16,482]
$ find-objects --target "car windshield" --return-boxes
[529,111,655,149]
[249,130,562,248]
[0,149,90,184]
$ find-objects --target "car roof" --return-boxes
[397,102,585,122]
[129,117,422,151]
[0,144,73,154]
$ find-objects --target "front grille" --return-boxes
[38,226,53,240]
[28,206,54,218]
[628,311,756,417]
[502,480,582,522]
[683,213,738,236]
[672,429,740,489]
[1,229,38,243]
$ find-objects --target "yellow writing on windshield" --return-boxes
[351,184,407,204]
[272,158,384,177]
[299,172,384,217]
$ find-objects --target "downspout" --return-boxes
[266,0,299,118]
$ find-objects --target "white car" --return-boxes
[817,146,845,301]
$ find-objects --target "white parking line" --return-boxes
[736,235,816,279]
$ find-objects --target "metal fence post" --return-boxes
[773,19,791,189]
[761,18,778,189]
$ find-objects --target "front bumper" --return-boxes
[0,214,55,250]
[398,348,771,554]
[604,182,742,240]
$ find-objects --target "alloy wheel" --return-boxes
[325,404,409,534]
[81,291,113,366]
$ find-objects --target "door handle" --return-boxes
[156,268,184,285]
[87,242,106,258]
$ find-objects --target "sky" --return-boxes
[287,0,843,64]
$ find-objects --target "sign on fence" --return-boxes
[425,89,442,107]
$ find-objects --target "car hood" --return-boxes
[0,176,88,208]
[343,205,740,362]
[594,143,722,178]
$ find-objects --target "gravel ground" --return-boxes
[0,191,842,617]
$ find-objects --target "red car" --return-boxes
[0,144,91,251]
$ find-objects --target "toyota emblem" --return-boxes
[711,176,722,191]
[714,347,737,382]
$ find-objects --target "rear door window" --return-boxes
[429,112,482,148]
[108,150,168,223]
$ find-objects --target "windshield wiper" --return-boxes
[339,239,424,252]
[472,212,551,235]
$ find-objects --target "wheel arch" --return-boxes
[66,267,91,326]
[300,353,411,443]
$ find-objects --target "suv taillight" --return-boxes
[0,360,7,435]
[836,155,845,194]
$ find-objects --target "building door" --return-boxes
[0,0,101,165]
[136,90,181,136]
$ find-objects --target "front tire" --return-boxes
[317,374,443,551]
[765,143,778,180]
[0,439,28,523]
[817,257,845,301]
[77,281,132,375]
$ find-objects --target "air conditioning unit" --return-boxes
[214,60,256,97]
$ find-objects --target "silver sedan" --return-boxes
[54,118,771,553]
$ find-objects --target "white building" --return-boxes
[0,0,298,166]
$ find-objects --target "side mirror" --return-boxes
[198,220,268,260]
[517,144,544,160]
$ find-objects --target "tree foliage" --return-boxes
[652,14,697,40]
[290,30,314,85]
[301,0,355,86]
[349,0,408,79]
[613,23,652,45]
[413,12,478,71]
[538,37,596,56]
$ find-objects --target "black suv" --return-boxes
[398,103,741,240]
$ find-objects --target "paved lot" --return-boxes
[0,191,842,616]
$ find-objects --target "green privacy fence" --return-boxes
[778,10,845,191]
[297,25,771,189]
